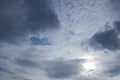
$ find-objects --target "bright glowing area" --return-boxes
[81,55,95,60]
[81,54,98,76]
[83,61,96,71]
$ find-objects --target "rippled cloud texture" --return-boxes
[0,0,120,80]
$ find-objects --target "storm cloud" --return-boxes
[0,0,59,43]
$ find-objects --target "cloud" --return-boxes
[1,0,120,80]
[114,21,120,32]
[90,21,120,50]
[110,0,120,11]
[88,21,120,78]
[102,54,120,77]
[105,66,120,77]
[43,59,82,79]
[0,66,14,75]
[0,0,59,43]
[14,58,40,68]
[0,57,84,80]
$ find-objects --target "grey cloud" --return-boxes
[105,54,120,77]
[43,59,82,79]
[113,21,120,32]
[110,0,120,11]
[15,58,40,68]
[0,54,8,60]
[0,58,84,80]
[90,21,120,50]
[105,66,120,77]
[11,75,33,80]
[0,66,14,75]
[0,0,59,43]
[2,59,83,80]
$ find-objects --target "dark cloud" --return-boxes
[113,21,120,32]
[0,65,14,74]
[15,58,40,68]
[105,54,120,77]
[11,76,33,80]
[43,60,82,79]
[110,0,120,11]
[90,21,120,50]
[30,36,51,45]
[0,0,59,43]
[105,66,120,77]
[91,29,119,50]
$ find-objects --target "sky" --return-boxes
[0,0,120,80]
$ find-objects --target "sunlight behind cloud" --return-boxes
[81,54,99,77]
[83,61,96,71]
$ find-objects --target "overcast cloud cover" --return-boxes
[0,0,120,80]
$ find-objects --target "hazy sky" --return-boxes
[0,0,120,80]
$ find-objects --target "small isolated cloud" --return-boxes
[0,0,59,43]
